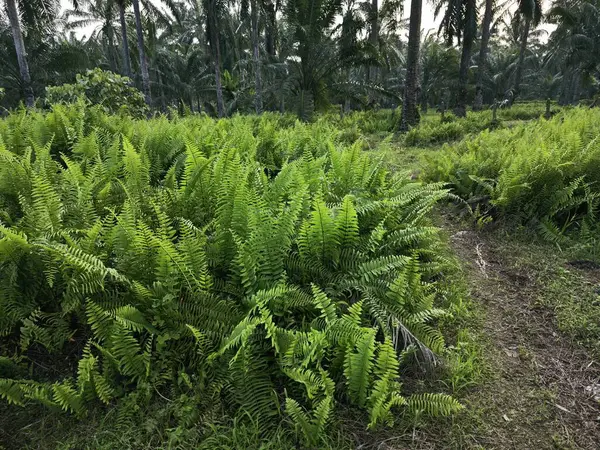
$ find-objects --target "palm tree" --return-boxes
[264,0,277,56]
[513,0,542,99]
[116,0,133,78]
[131,0,151,104]
[399,0,422,131]
[283,0,343,119]
[367,0,379,82]
[547,0,600,105]
[420,33,459,112]
[5,0,35,106]
[360,0,403,101]
[251,0,262,113]
[473,0,494,110]
[454,0,476,117]
[435,0,477,117]
[64,0,120,73]
[206,0,225,117]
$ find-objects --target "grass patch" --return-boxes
[479,228,600,358]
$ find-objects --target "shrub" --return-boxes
[0,104,461,444]
[46,68,148,117]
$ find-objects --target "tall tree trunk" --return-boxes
[132,0,151,105]
[473,0,493,111]
[570,70,580,105]
[558,69,571,106]
[118,1,133,79]
[454,0,476,117]
[368,0,379,83]
[6,0,34,107]
[399,0,422,132]
[208,0,225,117]
[513,16,531,100]
[157,69,167,111]
[264,0,276,56]
[106,22,118,73]
[420,65,429,113]
[251,0,262,114]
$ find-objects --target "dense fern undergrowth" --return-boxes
[0,103,465,446]
[424,107,600,253]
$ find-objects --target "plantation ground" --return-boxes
[1,105,600,449]
[428,222,600,449]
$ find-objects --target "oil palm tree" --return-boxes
[434,0,477,117]
[398,0,422,131]
[546,0,600,105]
[204,0,225,116]
[473,0,495,110]
[116,0,133,78]
[251,0,262,113]
[283,0,343,119]
[64,0,120,73]
[131,0,151,104]
[420,32,459,112]
[513,0,543,98]
[455,0,476,116]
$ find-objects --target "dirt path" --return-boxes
[445,228,600,449]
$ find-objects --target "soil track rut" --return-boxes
[448,228,600,449]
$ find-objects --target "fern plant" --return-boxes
[425,108,600,244]
[0,103,461,445]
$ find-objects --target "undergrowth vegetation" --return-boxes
[424,107,600,253]
[325,102,553,148]
[0,103,464,446]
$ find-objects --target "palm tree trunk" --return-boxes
[264,0,276,56]
[473,0,493,111]
[559,69,571,106]
[399,0,422,132]
[368,0,378,83]
[570,70,580,105]
[118,1,133,79]
[251,0,263,114]
[157,69,167,111]
[513,16,531,99]
[208,0,225,117]
[106,23,118,73]
[132,0,151,105]
[454,0,476,117]
[6,0,34,107]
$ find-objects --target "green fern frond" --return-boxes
[406,392,463,417]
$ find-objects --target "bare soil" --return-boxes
[438,227,600,449]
